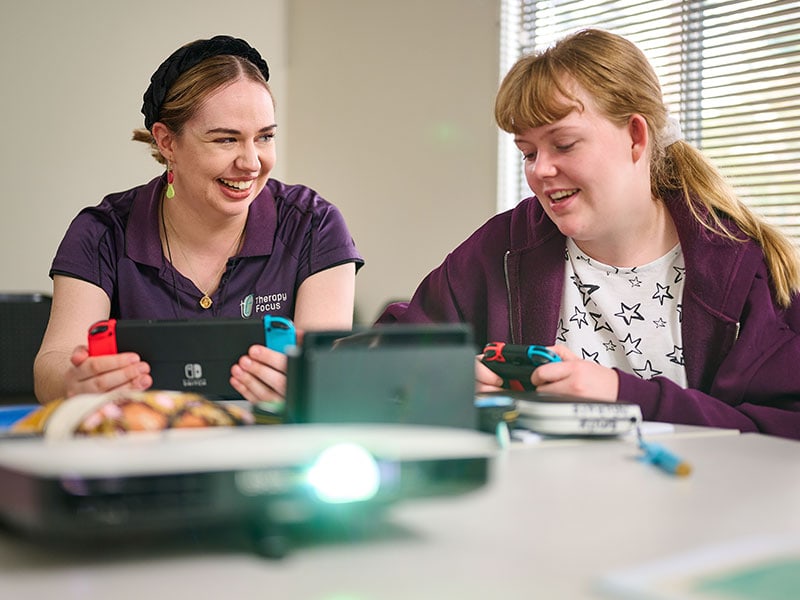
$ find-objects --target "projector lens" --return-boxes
[307,443,381,503]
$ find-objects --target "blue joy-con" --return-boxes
[263,316,297,353]
[527,345,561,366]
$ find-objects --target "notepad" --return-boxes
[511,421,674,445]
[479,391,642,437]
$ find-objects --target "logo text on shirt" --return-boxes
[241,291,288,317]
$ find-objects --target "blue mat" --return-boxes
[0,405,38,429]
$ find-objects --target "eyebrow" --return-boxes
[514,124,579,144]
[204,124,278,135]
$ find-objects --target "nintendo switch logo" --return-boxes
[182,363,207,388]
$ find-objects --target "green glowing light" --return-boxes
[307,443,381,504]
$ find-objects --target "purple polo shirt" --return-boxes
[51,176,364,320]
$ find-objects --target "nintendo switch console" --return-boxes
[87,316,296,400]
[481,342,561,391]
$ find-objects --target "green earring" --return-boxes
[166,165,175,199]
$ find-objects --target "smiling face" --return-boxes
[514,84,653,256]
[155,77,277,218]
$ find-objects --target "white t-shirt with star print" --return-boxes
[557,238,688,387]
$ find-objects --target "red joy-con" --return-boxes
[87,319,118,356]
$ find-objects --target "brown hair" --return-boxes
[132,54,273,164]
[495,28,799,306]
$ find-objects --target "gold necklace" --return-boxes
[161,200,246,310]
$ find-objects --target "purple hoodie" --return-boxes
[379,192,800,439]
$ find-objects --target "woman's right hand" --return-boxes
[63,345,152,398]
[229,344,289,403]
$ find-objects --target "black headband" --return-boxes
[141,35,270,131]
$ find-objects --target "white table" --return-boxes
[0,430,798,599]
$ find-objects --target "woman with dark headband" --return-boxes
[34,35,364,404]
[379,29,800,439]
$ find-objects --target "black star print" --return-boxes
[673,265,685,284]
[577,282,600,306]
[603,340,617,352]
[629,276,642,288]
[620,333,643,356]
[589,311,613,333]
[615,302,644,326]
[652,283,674,305]
[653,317,667,329]
[677,303,683,323]
[570,306,589,329]
[571,251,591,264]
[633,360,662,379]
[582,349,600,363]
[666,345,684,366]
[556,319,569,342]
[570,274,600,306]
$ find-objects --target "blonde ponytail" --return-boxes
[659,141,800,307]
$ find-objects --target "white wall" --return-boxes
[0,0,501,326]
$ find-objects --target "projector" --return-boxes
[0,424,495,556]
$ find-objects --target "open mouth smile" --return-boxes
[549,189,578,203]
[219,178,254,191]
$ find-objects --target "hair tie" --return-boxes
[663,114,683,147]
[141,35,270,131]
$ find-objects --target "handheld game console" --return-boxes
[480,342,561,391]
[86,316,296,399]
[89,315,296,356]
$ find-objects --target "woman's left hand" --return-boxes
[230,344,290,402]
[531,344,619,401]
[475,355,505,393]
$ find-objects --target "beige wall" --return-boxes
[0,0,501,326]
[286,0,501,323]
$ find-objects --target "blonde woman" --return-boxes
[380,29,800,438]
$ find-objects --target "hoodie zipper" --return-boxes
[503,250,516,343]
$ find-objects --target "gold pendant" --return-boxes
[199,295,213,309]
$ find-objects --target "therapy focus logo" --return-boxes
[240,291,288,318]
[240,294,254,318]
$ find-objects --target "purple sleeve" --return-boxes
[374,235,512,347]
[304,201,363,279]
[376,263,465,325]
[49,210,118,299]
[273,183,363,288]
[617,290,800,440]
[617,371,800,438]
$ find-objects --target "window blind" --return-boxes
[498,0,800,244]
